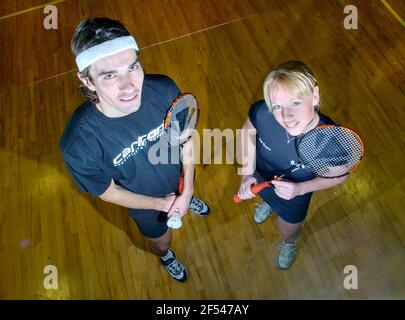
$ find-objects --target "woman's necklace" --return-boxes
[285,113,319,144]
[285,130,303,144]
[286,130,294,144]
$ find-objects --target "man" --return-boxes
[60,17,210,282]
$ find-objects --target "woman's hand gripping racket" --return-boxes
[233,125,364,203]
[165,93,199,228]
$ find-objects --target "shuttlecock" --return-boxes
[167,210,182,229]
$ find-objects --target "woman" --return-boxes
[237,61,348,270]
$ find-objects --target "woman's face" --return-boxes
[269,84,320,136]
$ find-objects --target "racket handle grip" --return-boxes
[233,194,243,203]
[178,176,184,194]
[251,182,271,194]
[233,181,272,203]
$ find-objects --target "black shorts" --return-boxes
[128,208,169,238]
[127,169,196,238]
[254,171,313,224]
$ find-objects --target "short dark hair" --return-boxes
[71,17,132,103]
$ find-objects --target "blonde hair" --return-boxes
[263,60,320,112]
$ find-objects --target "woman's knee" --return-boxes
[277,216,302,238]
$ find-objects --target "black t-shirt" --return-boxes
[60,74,182,197]
[249,100,335,181]
[248,100,336,220]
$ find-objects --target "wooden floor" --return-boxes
[0,0,404,299]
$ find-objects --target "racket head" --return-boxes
[297,125,364,178]
[164,93,199,147]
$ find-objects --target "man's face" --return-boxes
[80,48,144,117]
[269,84,319,136]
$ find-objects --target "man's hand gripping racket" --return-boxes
[167,176,184,229]
[164,93,199,228]
[234,125,364,203]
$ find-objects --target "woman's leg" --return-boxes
[276,216,303,242]
[275,216,303,269]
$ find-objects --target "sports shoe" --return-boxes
[277,240,297,270]
[189,196,210,216]
[160,249,188,282]
[253,201,273,224]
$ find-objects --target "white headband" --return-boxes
[75,36,139,72]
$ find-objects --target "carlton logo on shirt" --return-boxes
[259,137,272,151]
[113,122,164,167]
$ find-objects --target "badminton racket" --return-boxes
[163,93,199,147]
[164,93,199,228]
[233,125,364,203]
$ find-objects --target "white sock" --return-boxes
[160,249,174,262]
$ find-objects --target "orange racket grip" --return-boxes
[251,181,272,194]
[233,194,243,203]
[233,181,272,204]
[178,176,184,194]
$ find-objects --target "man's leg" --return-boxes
[148,227,172,256]
[147,228,188,282]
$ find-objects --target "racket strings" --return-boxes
[165,94,199,146]
[298,126,363,177]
